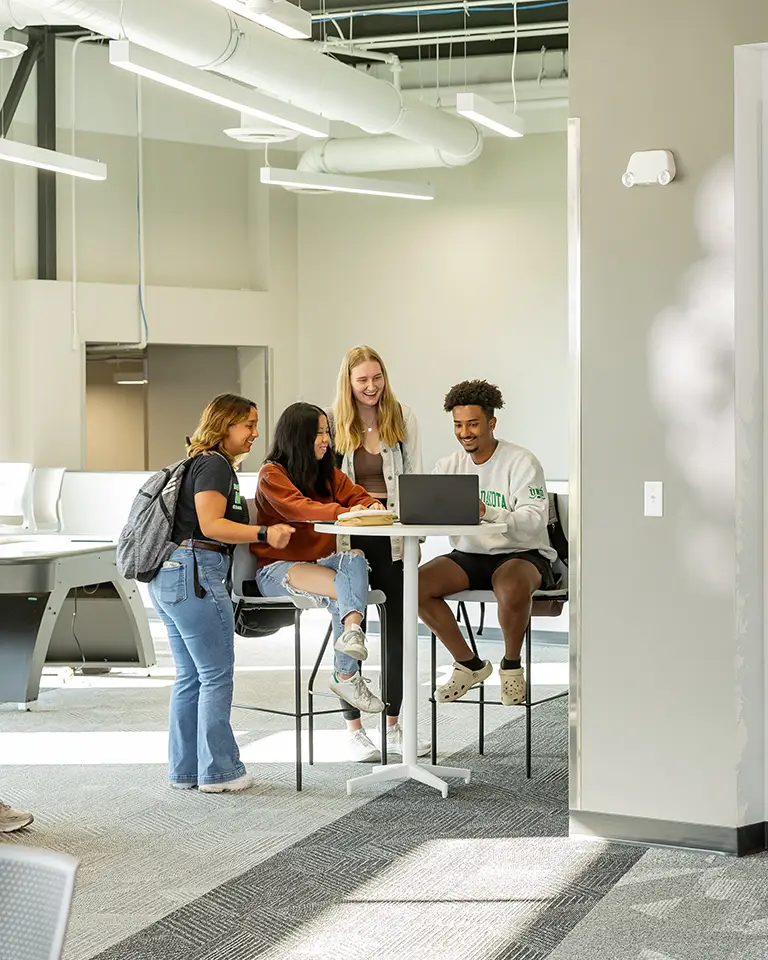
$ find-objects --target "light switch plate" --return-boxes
[644,481,663,517]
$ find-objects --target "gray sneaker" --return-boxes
[0,802,33,833]
[334,623,368,661]
[329,672,385,713]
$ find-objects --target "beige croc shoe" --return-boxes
[435,660,492,703]
[499,666,526,705]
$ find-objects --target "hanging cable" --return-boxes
[511,0,518,113]
[70,34,102,354]
[537,44,547,84]
[417,10,424,96]
[463,3,468,90]
[136,75,148,347]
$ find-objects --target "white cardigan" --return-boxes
[327,404,423,561]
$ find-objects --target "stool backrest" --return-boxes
[0,846,79,960]
[31,467,66,533]
[0,462,33,529]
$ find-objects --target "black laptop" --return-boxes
[398,474,480,525]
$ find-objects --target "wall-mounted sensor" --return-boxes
[622,150,676,188]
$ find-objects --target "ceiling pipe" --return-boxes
[0,0,54,27]
[298,135,481,175]
[24,0,483,165]
[298,80,568,175]
[315,0,555,16]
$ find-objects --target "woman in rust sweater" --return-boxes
[252,402,387,717]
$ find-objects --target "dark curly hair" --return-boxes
[443,380,505,421]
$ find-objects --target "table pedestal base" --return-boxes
[346,762,471,799]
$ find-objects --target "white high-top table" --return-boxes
[315,521,506,798]
[0,535,154,706]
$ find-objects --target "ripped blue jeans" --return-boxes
[256,551,369,675]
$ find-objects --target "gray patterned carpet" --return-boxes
[548,846,768,960]
[89,699,645,960]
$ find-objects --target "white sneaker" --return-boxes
[435,660,493,703]
[0,802,33,833]
[199,772,253,794]
[499,665,526,705]
[329,672,385,713]
[344,728,381,762]
[334,623,368,661]
[379,722,430,758]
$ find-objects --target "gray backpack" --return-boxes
[116,458,191,582]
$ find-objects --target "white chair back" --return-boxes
[0,846,79,960]
[31,467,66,533]
[0,461,33,530]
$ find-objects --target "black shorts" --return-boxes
[445,549,559,592]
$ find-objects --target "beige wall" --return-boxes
[0,138,299,468]
[146,344,241,469]
[298,135,568,476]
[85,361,146,471]
[49,132,255,290]
[570,0,768,830]
[0,157,14,461]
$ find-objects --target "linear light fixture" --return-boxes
[260,166,435,200]
[0,138,107,180]
[109,41,328,139]
[456,92,526,138]
[115,378,148,385]
[211,0,313,40]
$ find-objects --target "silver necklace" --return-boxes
[360,414,377,434]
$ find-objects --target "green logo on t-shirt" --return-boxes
[481,489,508,509]
[233,483,243,510]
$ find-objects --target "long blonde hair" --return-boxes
[333,345,406,455]
[187,393,256,466]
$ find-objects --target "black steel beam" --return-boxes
[0,34,43,138]
[36,28,57,281]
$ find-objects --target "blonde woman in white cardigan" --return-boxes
[328,345,428,763]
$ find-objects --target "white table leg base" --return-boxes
[346,762,471,798]
[424,764,472,785]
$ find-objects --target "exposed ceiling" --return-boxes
[306,0,568,63]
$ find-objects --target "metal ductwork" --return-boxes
[0,0,59,56]
[23,0,484,169]
[298,135,482,175]
[0,0,54,28]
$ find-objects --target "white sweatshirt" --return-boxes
[433,439,556,560]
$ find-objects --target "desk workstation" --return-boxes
[0,536,155,706]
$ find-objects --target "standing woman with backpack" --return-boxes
[149,394,294,793]
[327,345,429,761]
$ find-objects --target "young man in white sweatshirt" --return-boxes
[418,380,559,706]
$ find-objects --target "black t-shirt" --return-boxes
[171,453,250,544]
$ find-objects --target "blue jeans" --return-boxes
[149,547,245,787]
[256,551,369,675]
